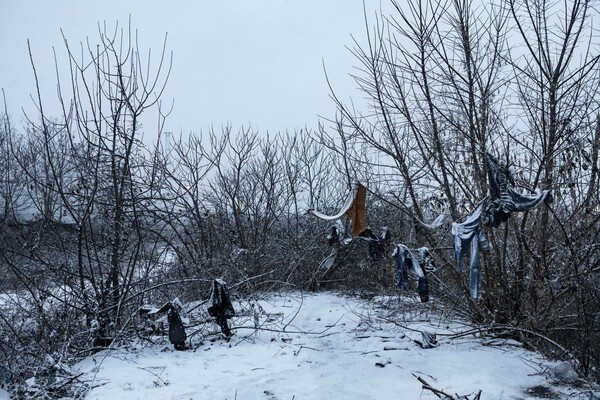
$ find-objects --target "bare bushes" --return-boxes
[0,1,599,395]
[318,0,600,381]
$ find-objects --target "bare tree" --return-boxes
[0,98,28,224]
[320,0,600,378]
[503,0,600,376]
[23,19,172,345]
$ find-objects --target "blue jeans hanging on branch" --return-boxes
[451,152,552,299]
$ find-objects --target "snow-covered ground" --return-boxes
[77,292,598,400]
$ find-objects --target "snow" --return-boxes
[76,292,597,400]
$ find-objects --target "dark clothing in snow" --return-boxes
[168,307,187,351]
[155,299,187,350]
[358,227,391,262]
[392,244,429,302]
[208,279,235,337]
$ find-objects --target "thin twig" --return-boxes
[413,373,454,399]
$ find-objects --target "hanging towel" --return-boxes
[308,182,368,236]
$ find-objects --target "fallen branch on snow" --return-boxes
[413,373,481,400]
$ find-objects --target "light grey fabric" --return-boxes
[451,152,552,299]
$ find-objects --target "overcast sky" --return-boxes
[1,1,386,141]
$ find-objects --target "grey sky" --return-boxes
[1,1,384,141]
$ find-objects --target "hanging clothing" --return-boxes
[144,298,188,350]
[345,183,367,235]
[358,227,390,262]
[452,203,488,269]
[208,279,235,337]
[417,247,436,273]
[373,227,391,262]
[327,224,340,246]
[451,203,494,299]
[392,244,429,302]
[168,305,187,351]
[482,153,552,227]
[451,152,553,299]
[418,213,450,230]
[308,182,368,236]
